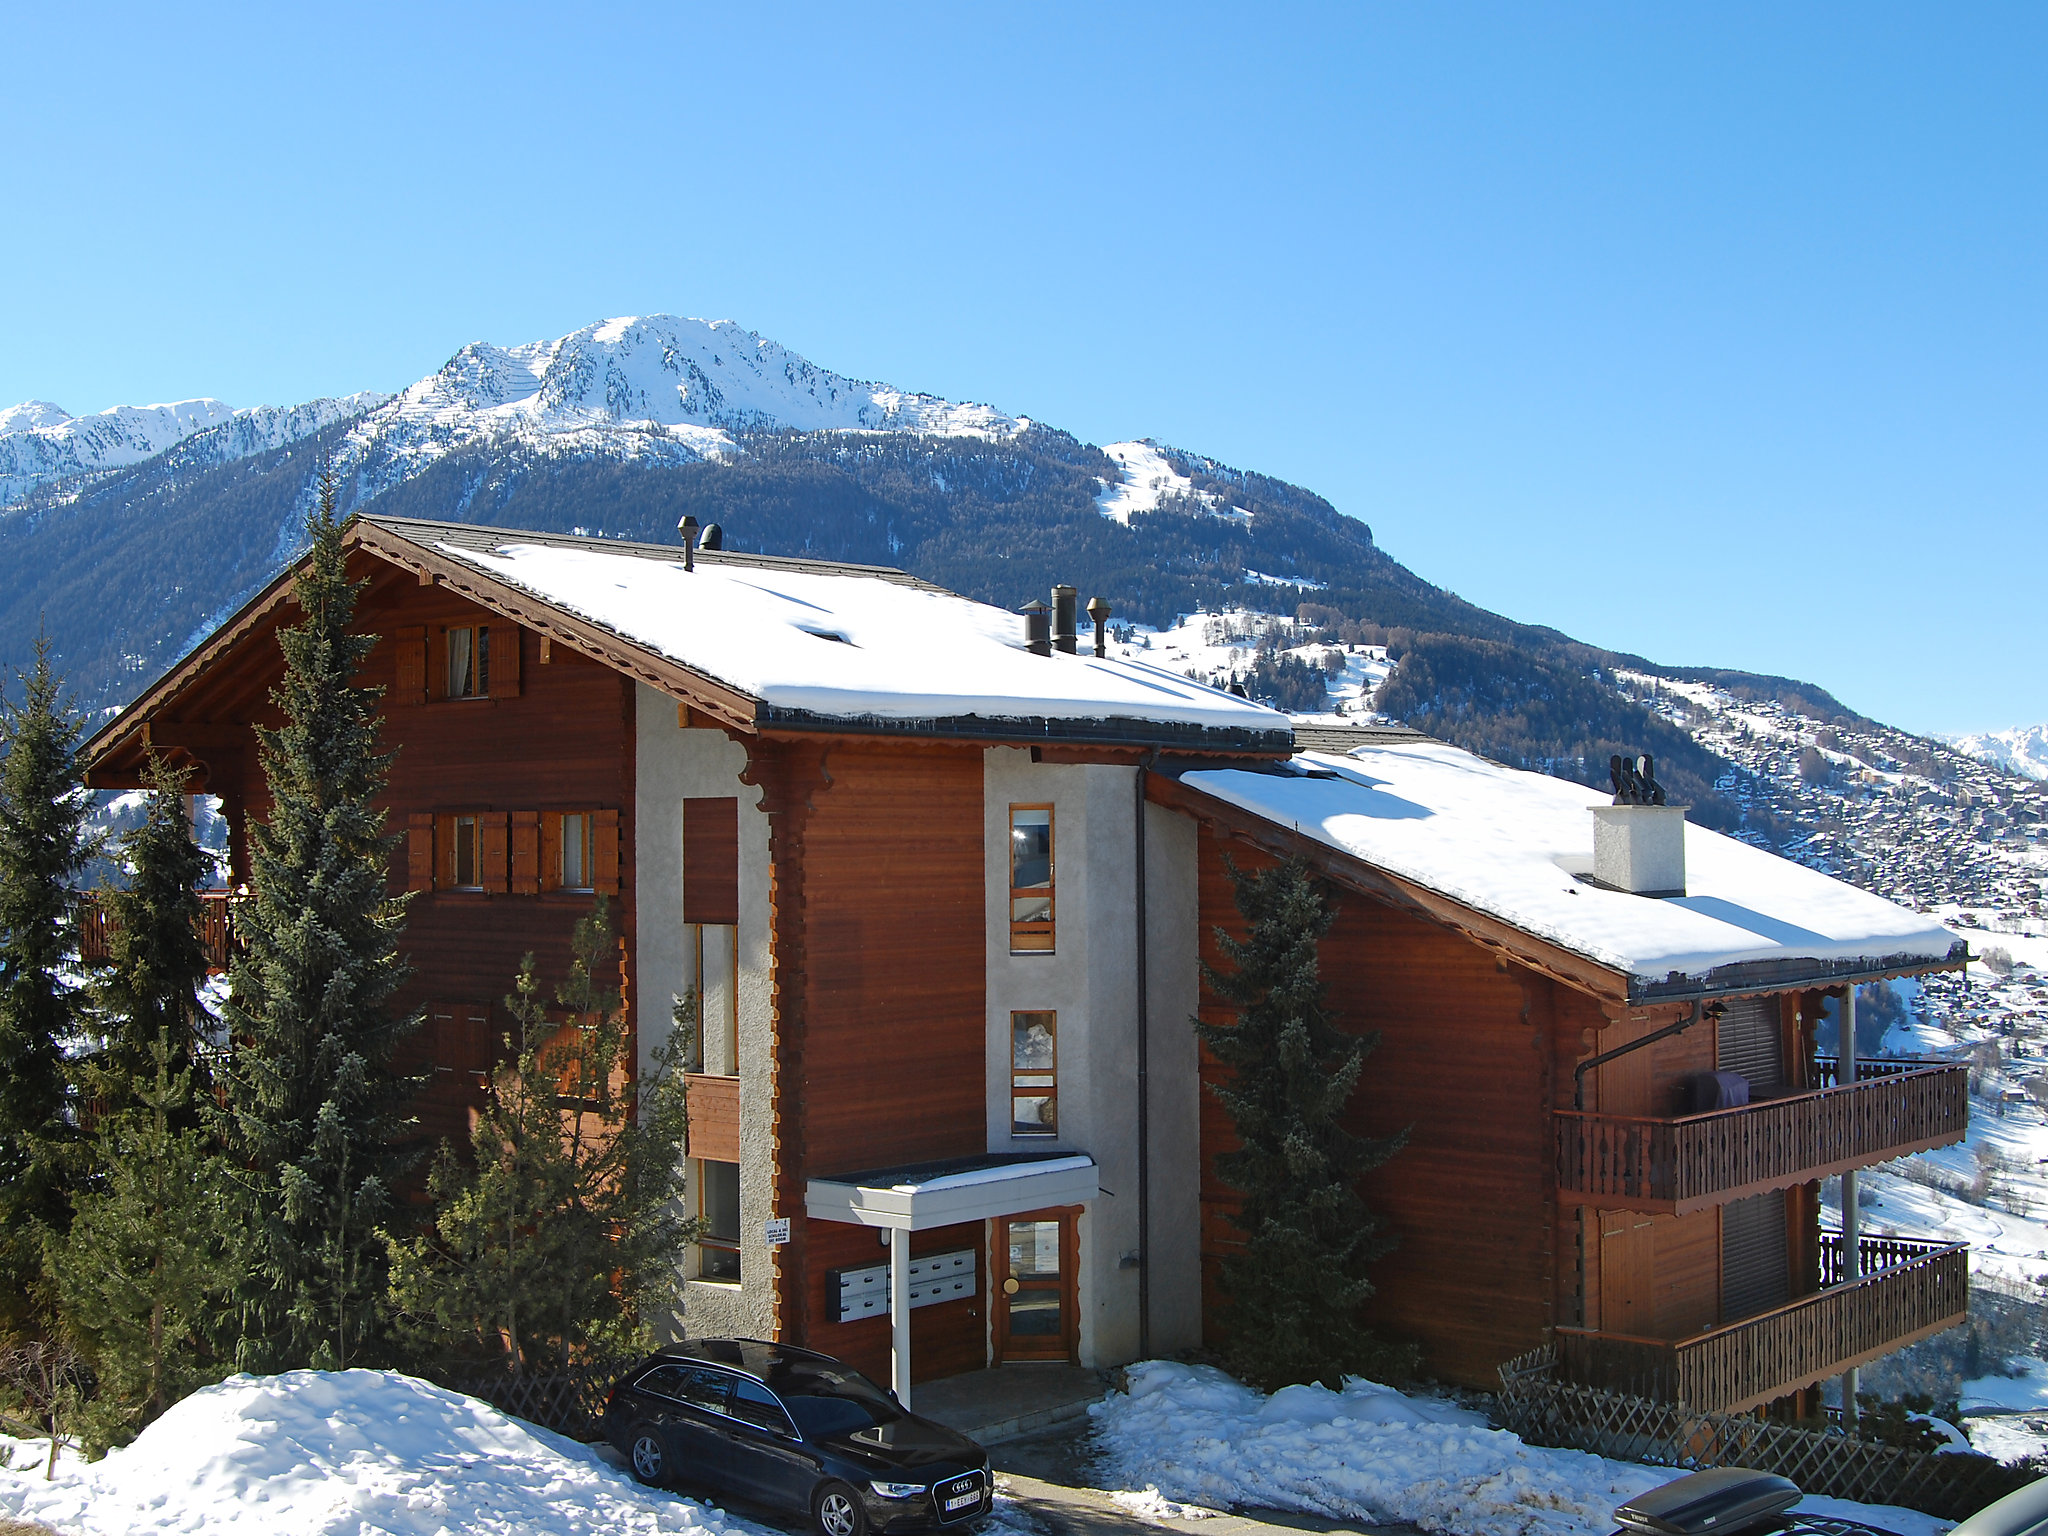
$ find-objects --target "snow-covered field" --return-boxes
[0,1371,763,1536]
[1089,1361,1950,1536]
[1105,611,1391,721]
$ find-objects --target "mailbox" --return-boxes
[829,1248,978,1324]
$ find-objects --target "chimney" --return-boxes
[699,522,723,551]
[1051,585,1078,654]
[1592,753,1688,897]
[1020,599,1052,657]
[1086,596,1113,657]
[677,515,700,572]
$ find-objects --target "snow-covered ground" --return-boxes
[1093,441,1250,526]
[1104,611,1392,720]
[1089,1361,1950,1536]
[1946,726,2048,784]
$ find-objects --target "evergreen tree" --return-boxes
[218,474,418,1370]
[90,751,212,1121]
[0,632,94,1335]
[49,1023,246,1451]
[386,899,696,1368]
[1194,856,1412,1391]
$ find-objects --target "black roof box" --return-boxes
[1616,1470,1802,1536]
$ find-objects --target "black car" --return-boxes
[604,1339,993,1536]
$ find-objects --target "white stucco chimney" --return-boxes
[1592,804,1689,897]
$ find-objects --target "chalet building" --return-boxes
[82,515,1969,1415]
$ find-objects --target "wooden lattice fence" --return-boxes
[416,1356,635,1442]
[1496,1347,2039,1521]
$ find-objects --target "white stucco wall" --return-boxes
[634,683,776,1340]
[981,749,1202,1367]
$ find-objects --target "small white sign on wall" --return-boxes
[764,1217,792,1246]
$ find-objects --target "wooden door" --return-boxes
[1598,1212,1657,1336]
[994,1210,1078,1363]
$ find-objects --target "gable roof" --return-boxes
[85,515,1293,769]
[1174,739,1964,1004]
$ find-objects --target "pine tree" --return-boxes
[49,1023,247,1451]
[1194,856,1413,1391]
[218,473,418,1370]
[386,899,695,1369]
[90,751,212,1121]
[0,632,94,1335]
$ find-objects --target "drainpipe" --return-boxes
[1840,986,1859,1434]
[1134,756,1153,1359]
[890,1227,912,1410]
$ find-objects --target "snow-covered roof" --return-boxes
[1181,740,1962,994]
[408,522,1289,741]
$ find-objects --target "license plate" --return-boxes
[945,1492,979,1511]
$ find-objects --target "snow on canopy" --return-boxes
[0,1369,760,1536]
[440,538,1290,732]
[1182,741,1960,984]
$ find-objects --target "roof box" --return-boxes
[1949,1476,2048,1536]
[1615,1469,1801,1536]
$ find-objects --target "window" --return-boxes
[729,1379,796,1437]
[447,625,490,699]
[698,1158,741,1281]
[561,813,592,891]
[676,1367,735,1414]
[1009,805,1054,952]
[452,815,479,889]
[1011,1011,1057,1137]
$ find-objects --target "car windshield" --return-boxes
[774,1363,905,1439]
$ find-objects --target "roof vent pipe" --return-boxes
[1052,585,1078,654]
[678,515,700,572]
[1592,753,1688,897]
[1087,596,1113,658]
[1020,599,1052,657]
[699,522,723,551]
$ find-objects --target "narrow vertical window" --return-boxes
[698,1159,741,1281]
[453,815,479,889]
[561,813,591,891]
[1011,1010,1057,1137]
[1009,805,1054,952]
[447,626,475,698]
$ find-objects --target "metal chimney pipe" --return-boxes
[699,522,724,551]
[1051,585,1078,654]
[678,515,701,572]
[1020,600,1052,657]
[1087,596,1113,657]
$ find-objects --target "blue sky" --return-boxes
[4,4,2042,736]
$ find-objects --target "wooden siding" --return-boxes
[686,1073,742,1163]
[684,797,741,925]
[1195,826,1556,1389]
[802,1220,988,1386]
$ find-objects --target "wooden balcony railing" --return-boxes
[1555,1063,1968,1213]
[78,890,245,974]
[1556,1233,1967,1414]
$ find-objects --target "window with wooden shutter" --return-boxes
[489,624,521,698]
[682,798,740,925]
[392,626,426,706]
[540,813,563,892]
[478,812,509,894]
[406,814,434,891]
[593,808,621,895]
[440,814,483,890]
[510,812,540,894]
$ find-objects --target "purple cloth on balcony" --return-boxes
[1686,1070,1751,1112]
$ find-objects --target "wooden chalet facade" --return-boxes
[82,515,1969,1413]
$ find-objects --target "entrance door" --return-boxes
[995,1211,1078,1362]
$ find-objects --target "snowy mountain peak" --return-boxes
[1945,724,2048,781]
[0,400,75,435]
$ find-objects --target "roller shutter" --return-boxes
[1717,996,1785,1096]
[1721,1190,1790,1323]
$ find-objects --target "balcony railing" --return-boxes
[1555,1062,1967,1213]
[78,889,245,974]
[1556,1233,1967,1414]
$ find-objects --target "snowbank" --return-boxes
[0,1369,760,1536]
[1090,1362,1952,1536]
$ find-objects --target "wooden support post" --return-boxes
[1840,986,1860,1432]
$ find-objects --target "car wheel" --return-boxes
[629,1429,668,1486]
[814,1481,868,1536]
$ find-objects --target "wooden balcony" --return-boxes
[1556,1233,1967,1414]
[1555,1060,1967,1214]
[79,890,245,973]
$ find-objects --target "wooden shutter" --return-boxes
[592,808,621,895]
[428,628,447,701]
[436,814,458,889]
[479,811,509,894]
[489,624,521,698]
[510,811,540,894]
[540,813,563,892]
[682,797,740,925]
[392,626,427,706]
[406,813,435,891]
